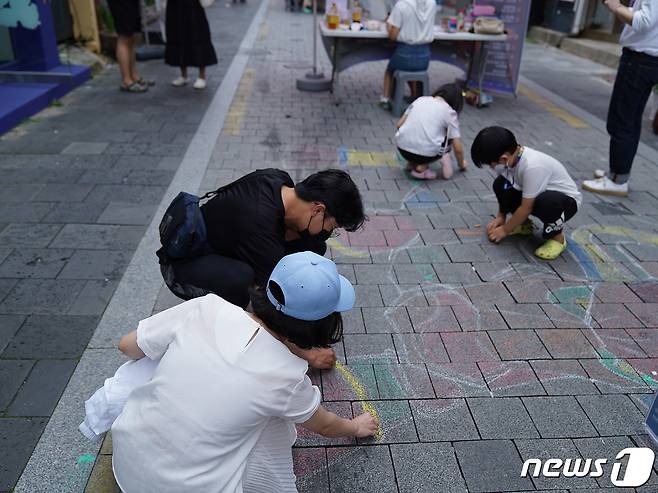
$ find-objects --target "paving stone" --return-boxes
[590,303,644,328]
[0,314,25,353]
[406,306,460,333]
[369,246,411,264]
[627,328,658,356]
[422,284,470,306]
[354,264,395,284]
[576,395,646,436]
[473,261,521,282]
[523,396,598,438]
[0,248,72,278]
[393,333,450,365]
[444,243,489,263]
[433,263,480,283]
[465,282,516,304]
[540,303,599,328]
[67,279,119,315]
[624,244,658,261]
[545,281,595,304]
[342,308,365,334]
[343,334,397,364]
[427,362,490,398]
[42,201,108,223]
[531,360,599,395]
[497,303,556,329]
[441,332,499,363]
[406,245,450,263]
[419,229,460,246]
[57,250,132,280]
[321,364,378,401]
[627,358,658,389]
[0,278,87,314]
[7,359,77,416]
[451,303,508,331]
[536,329,598,358]
[488,330,551,360]
[594,283,642,303]
[471,397,540,440]
[625,304,658,327]
[629,281,658,303]
[391,442,467,493]
[61,141,109,155]
[454,439,534,493]
[293,448,329,493]
[326,446,397,493]
[573,436,637,488]
[410,399,479,441]
[97,202,157,225]
[0,360,33,412]
[374,364,434,399]
[32,184,94,202]
[583,328,647,358]
[51,224,144,250]
[2,315,98,358]
[353,285,384,307]
[479,361,546,397]
[0,223,62,248]
[0,418,48,491]
[481,243,530,263]
[427,213,468,229]
[84,455,120,493]
[353,400,418,444]
[361,307,411,334]
[380,284,427,307]
[393,264,437,283]
[0,203,54,222]
[515,438,599,490]
[347,229,387,247]
[579,358,651,394]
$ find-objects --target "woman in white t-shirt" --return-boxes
[379,0,436,109]
[111,251,378,492]
[471,126,582,261]
[395,83,467,180]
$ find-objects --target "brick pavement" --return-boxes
[10,0,658,491]
[0,2,262,491]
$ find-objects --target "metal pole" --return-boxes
[312,0,318,75]
[296,0,331,91]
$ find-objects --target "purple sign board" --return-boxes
[477,0,531,95]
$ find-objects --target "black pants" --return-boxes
[159,239,327,309]
[493,176,577,240]
[607,48,658,182]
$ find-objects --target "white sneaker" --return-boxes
[193,78,207,90]
[171,76,189,87]
[582,176,629,197]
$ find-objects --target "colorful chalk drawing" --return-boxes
[335,362,382,440]
[0,0,40,29]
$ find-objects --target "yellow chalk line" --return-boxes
[223,68,255,136]
[335,362,382,440]
[518,84,590,129]
[346,150,400,167]
[327,238,369,258]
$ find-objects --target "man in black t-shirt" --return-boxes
[159,168,366,368]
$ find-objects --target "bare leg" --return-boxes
[553,232,565,244]
[199,66,206,80]
[180,66,188,78]
[440,154,454,180]
[383,70,393,99]
[116,36,136,86]
[129,34,140,82]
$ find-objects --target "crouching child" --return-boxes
[471,126,582,260]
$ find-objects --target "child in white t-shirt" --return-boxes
[471,126,582,260]
[395,83,467,180]
[110,252,378,493]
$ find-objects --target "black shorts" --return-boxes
[398,147,440,165]
[107,0,142,36]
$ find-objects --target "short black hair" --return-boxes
[295,169,366,232]
[433,83,464,114]
[250,283,344,350]
[470,126,518,168]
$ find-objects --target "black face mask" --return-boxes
[299,212,332,242]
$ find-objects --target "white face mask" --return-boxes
[493,163,508,176]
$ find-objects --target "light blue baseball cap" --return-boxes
[266,251,355,321]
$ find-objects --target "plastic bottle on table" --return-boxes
[352,0,362,23]
[457,9,465,31]
[327,2,340,29]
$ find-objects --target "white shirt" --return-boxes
[509,147,582,207]
[387,0,436,45]
[111,294,321,493]
[619,0,658,57]
[395,96,460,157]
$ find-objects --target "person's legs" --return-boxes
[492,176,522,214]
[531,190,578,260]
[116,35,135,86]
[440,153,453,180]
[129,34,140,82]
[382,69,394,100]
[199,66,206,80]
[165,254,255,308]
[606,50,656,183]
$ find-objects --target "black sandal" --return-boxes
[119,82,148,93]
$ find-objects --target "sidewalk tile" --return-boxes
[488,330,551,360]
[531,360,599,395]
[0,418,48,491]
[479,361,546,397]
[393,333,450,365]
[410,399,479,441]
[321,365,378,402]
[353,400,418,444]
[7,359,76,416]
[380,284,427,307]
[589,303,644,328]
[441,332,499,363]
[582,328,647,358]
[344,334,397,364]
[427,362,489,398]
[576,395,646,436]
[374,364,434,399]
[469,397,539,439]
[536,329,598,358]
[293,448,329,493]
[391,443,467,493]
[327,446,397,493]
[523,396,598,438]
[579,358,651,394]
[407,306,460,333]
[627,328,658,356]
[452,304,508,331]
